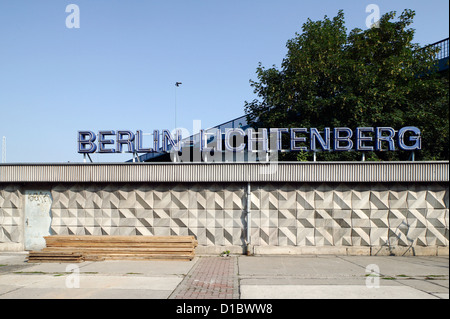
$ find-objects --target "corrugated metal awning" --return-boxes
[0,162,448,183]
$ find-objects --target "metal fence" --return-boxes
[425,38,449,61]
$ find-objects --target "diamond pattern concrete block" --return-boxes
[212,210,224,228]
[102,191,120,209]
[389,188,409,209]
[333,185,352,210]
[205,228,215,245]
[134,208,148,219]
[135,226,153,236]
[223,210,234,228]
[445,209,449,228]
[259,227,278,246]
[387,227,410,247]
[154,226,171,237]
[405,227,427,247]
[279,227,296,246]
[250,210,261,228]
[370,210,389,229]
[426,210,449,246]
[0,225,20,243]
[215,190,226,211]
[407,189,427,209]
[296,185,315,210]
[351,227,371,246]
[0,189,22,209]
[250,227,260,246]
[296,228,315,246]
[268,228,278,246]
[259,228,270,246]
[205,210,216,228]
[15,181,448,249]
[259,210,268,229]
[407,209,427,229]
[133,190,152,210]
[54,226,69,235]
[171,186,190,210]
[250,188,261,210]
[269,210,279,228]
[213,228,225,246]
[231,211,244,228]
[332,210,352,229]
[314,227,333,246]
[100,217,113,227]
[153,189,172,209]
[186,209,198,228]
[197,210,207,228]
[314,184,334,209]
[351,209,371,228]
[84,189,99,209]
[426,189,446,209]
[206,189,225,211]
[279,184,296,209]
[259,210,277,229]
[233,228,245,246]
[333,228,352,246]
[119,217,139,227]
[52,190,69,209]
[351,189,371,210]
[427,210,447,228]
[260,184,278,210]
[426,228,448,247]
[388,209,409,229]
[195,190,208,211]
[278,209,296,227]
[314,209,338,228]
[370,228,389,246]
[444,188,449,209]
[0,228,9,243]
[296,210,315,228]
[224,184,244,210]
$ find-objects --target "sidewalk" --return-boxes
[0,252,448,299]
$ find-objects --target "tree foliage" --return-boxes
[244,9,449,161]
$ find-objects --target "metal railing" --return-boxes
[424,38,449,61]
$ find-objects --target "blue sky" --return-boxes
[0,0,448,163]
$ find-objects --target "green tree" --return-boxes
[244,9,449,161]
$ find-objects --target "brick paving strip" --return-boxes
[169,256,239,299]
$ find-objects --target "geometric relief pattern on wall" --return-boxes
[250,182,449,248]
[50,183,246,247]
[46,182,449,248]
[0,187,23,243]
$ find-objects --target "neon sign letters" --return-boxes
[77,127,422,154]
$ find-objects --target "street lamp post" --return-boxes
[175,82,182,129]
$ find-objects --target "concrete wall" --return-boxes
[1,181,448,255]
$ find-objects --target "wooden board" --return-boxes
[27,251,84,263]
[28,235,198,263]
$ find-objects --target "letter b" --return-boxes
[365,264,380,289]
[78,131,97,153]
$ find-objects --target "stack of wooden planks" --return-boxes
[27,251,84,263]
[27,236,198,263]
